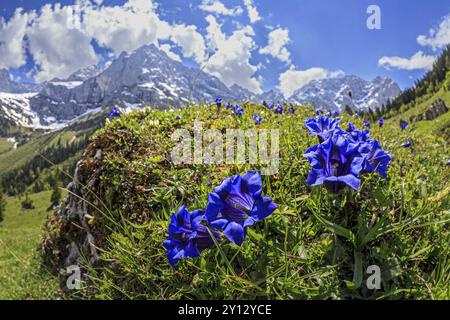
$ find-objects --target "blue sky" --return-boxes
[0,0,449,96]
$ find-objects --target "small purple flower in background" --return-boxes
[225,102,233,109]
[275,104,284,114]
[215,98,223,108]
[331,110,340,117]
[401,140,412,148]
[304,135,363,193]
[253,114,263,125]
[316,108,324,116]
[262,101,268,108]
[359,140,392,178]
[205,171,277,246]
[354,113,360,118]
[400,121,408,131]
[288,106,295,114]
[234,105,244,117]
[378,118,384,128]
[164,206,221,267]
[364,120,371,128]
[304,115,343,142]
[175,115,181,120]
[347,122,357,132]
[107,107,121,119]
[268,103,275,110]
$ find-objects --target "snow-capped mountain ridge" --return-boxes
[289,75,401,111]
[0,45,401,129]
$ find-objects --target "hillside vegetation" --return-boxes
[42,101,449,299]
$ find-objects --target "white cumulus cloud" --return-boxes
[0,9,30,69]
[199,0,243,16]
[204,15,262,94]
[27,4,99,81]
[259,28,291,64]
[417,14,450,51]
[244,0,261,24]
[378,51,436,71]
[170,24,206,64]
[278,67,343,98]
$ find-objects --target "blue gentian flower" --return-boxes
[316,108,324,116]
[400,121,408,131]
[225,102,233,109]
[347,122,357,132]
[205,171,277,246]
[304,115,343,142]
[215,98,223,108]
[175,115,181,120]
[401,140,412,148]
[234,105,244,117]
[364,120,371,128]
[107,107,121,119]
[253,114,263,125]
[164,206,221,267]
[331,110,340,117]
[304,135,363,192]
[275,104,283,114]
[378,118,384,127]
[262,101,268,108]
[288,106,295,114]
[359,140,392,178]
[348,129,372,144]
[268,103,275,110]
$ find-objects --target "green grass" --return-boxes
[42,104,450,300]
[0,191,60,299]
[0,138,13,154]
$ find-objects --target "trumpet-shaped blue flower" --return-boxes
[164,206,221,267]
[331,110,340,117]
[268,102,274,110]
[364,120,371,128]
[234,105,244,117]
[378,118,384,127]
[275,104,283,114]
[225,102,233,109]
[253,114,263,125]
[348,129,372,144]
[401,140,412,148]
[205,171,277,246]
[107,107,121,119]
[347,122,357,132]
[215,98,223,108]
[400,121,408,131]
[359,140,392,178]
[304,115,343,142]
[304,135,364,192]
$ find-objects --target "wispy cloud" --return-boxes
[278,67,344,98]
[244,0,261,24]
[259,27,291,64]
[378,51,436,71]
[417,14,450,51]
[198,0,243,16]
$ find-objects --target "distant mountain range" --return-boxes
[0,44,401,129]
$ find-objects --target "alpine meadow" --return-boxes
[0,0,449,302]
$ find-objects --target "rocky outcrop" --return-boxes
[42,147,104,275]
[409,98,449,123]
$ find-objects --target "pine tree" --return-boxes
[0,189,6,223]
[49,182,62,211]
